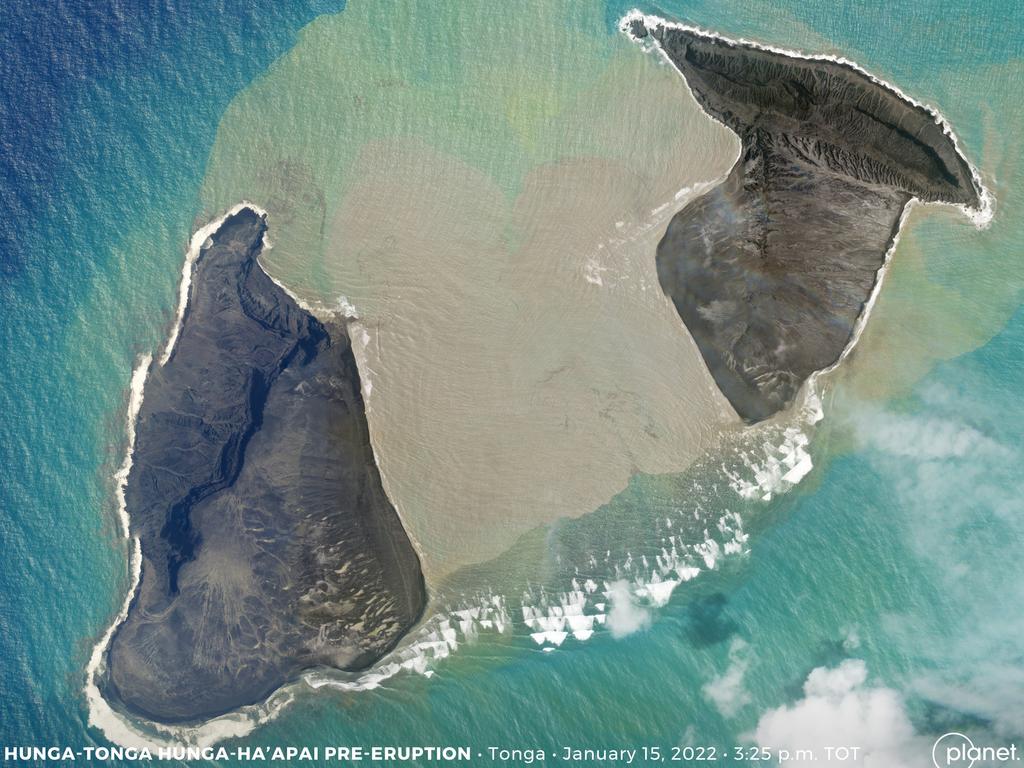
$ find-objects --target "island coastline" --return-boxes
[621,10,993,422]
[90,205,426,726]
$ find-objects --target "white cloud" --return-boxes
[605,580,650,638]
[753,660,931,767]
[855,407,1007,461]
[703,638,751,717]
[851,391,1024,735]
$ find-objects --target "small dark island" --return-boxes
[626,16,984,422]
[103,208,425,723]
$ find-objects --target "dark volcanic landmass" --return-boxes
[104,208,425,723]
[627,17,983,422]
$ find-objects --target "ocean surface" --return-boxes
[1,0,1022,766]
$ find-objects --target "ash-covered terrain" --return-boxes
[628,17,983,422]
[103,208,425,723]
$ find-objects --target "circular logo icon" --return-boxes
[932,732,977,768]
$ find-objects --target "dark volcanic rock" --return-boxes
[630,19,983,422]
[104,208,425,723]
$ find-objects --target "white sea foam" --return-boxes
[111,355,150,539]
[337,295,360,319]
[380,520,739,662]
[86,350,298,749]
[619,10,993,229]
[620,12,996,504]
[100,205,432,739]
[518,507,751,651]
[307,594,512,691]
[579,167,732,294]
[87,203,302,750]
[725,426,814,502]
[85,355,148,747]
[261,266,316,314]
[314,501,749,666]
[88,26,998,745]
[93,21,922,731]
[160,201,270,365]
[584,257,607,286]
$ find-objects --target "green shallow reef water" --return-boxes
[1,0,1022,765]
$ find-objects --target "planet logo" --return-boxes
[932,732,1020,768]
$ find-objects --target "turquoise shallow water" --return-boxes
[1,0,1022,766]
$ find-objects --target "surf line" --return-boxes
[161,202,270,365]
[619,9,993,228]
[85,203,290,750]
[85,202,445,749]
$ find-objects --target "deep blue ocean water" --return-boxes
[1,1,1022,766]
[0,0,347,752]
